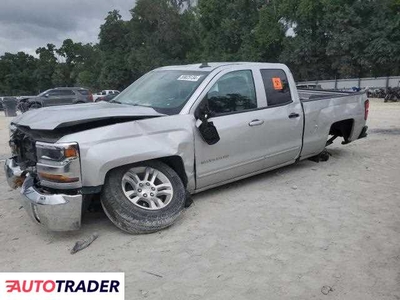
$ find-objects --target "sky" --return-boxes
[0,0,136,56]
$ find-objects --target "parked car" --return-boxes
[93,90,120,102]
[95,93,118,102]
[5,62,368,234]
[384,87,400,102]
[18,87,93,112]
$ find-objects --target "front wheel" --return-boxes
[29,102,42,110]
[101,161,186,234]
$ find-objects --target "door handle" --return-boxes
[288,113,300,119]
[249,119,264,127]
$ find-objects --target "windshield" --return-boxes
[38,89,51,97]
[114,70,210,115]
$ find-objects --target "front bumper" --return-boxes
[4,158,83,231]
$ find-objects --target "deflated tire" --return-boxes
[101,161,186,234]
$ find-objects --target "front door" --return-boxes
[194,69,270,189]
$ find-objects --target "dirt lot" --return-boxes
[0,99,399,299]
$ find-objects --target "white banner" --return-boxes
[0,272,124,300]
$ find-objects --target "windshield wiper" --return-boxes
[110,100,123,104]
[110,100,149,108]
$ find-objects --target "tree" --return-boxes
[278,0,333,80]
[98,10,131,90]
[0,52,38,95]
[198,0,261,61]
[127,0,198,76]
[35,44,57,92]
[1,0,400,95]
[250,1,286,62]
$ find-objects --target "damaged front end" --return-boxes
[5,125,36,188]
[5,126,83,231]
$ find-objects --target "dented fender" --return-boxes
[57,114,196,191]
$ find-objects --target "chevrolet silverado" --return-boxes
[4,62,369,234]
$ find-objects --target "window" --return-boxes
[77,89,90,95]
[207,70,257,115]
[47,90,61,96]
[116,70,209,115]
[57,90,75,96]
[260,69,292,106]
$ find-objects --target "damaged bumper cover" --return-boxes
[4,158,25,189]
[4,158,83,231]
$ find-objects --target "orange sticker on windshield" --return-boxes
[272,77,283,90]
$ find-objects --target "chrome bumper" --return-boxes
[4,157,25,189]
[4,158,83,231]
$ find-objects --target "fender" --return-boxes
[57,114,197,191]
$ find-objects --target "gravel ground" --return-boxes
[0,99,399,299]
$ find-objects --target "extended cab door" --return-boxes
[193,66,303,190]
[256,68,303,169]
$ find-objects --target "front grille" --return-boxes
[10,128,37,169]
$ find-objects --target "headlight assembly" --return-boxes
[36,142,82,189]
[36,143,79,161]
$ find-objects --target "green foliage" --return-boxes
[128,0,197,74]
[0,52,38,95]
[0,0,399,95]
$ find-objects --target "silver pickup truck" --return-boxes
[4,62,369,234]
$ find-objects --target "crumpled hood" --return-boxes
[12,102,164,130]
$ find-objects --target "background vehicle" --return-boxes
[93,90,120,101]
[18,87,93,112]
[384,87,400,102]
[5,62,368,234]
[95,93,118,102]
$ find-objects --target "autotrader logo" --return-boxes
[0,273,124,300]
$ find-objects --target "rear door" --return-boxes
[57,89,76,105]
[257,68,303,167]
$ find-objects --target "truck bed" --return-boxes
[297,89,368,159]
[298,89,363,101]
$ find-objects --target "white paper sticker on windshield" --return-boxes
[177,75,202,82]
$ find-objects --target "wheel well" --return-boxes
[29,101,42,107]
[329,119,354,141]
[105,156,188,188]
[158,156,188,188]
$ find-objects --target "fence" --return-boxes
[297,76,400,90]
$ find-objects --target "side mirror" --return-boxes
[195,103,220,145]
[44,94,49,98]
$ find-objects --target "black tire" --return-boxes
[29,102,42,110]
[101,161,186,234]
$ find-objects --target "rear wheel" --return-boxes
[101,161,186,234]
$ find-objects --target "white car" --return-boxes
[93,90,120,102]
